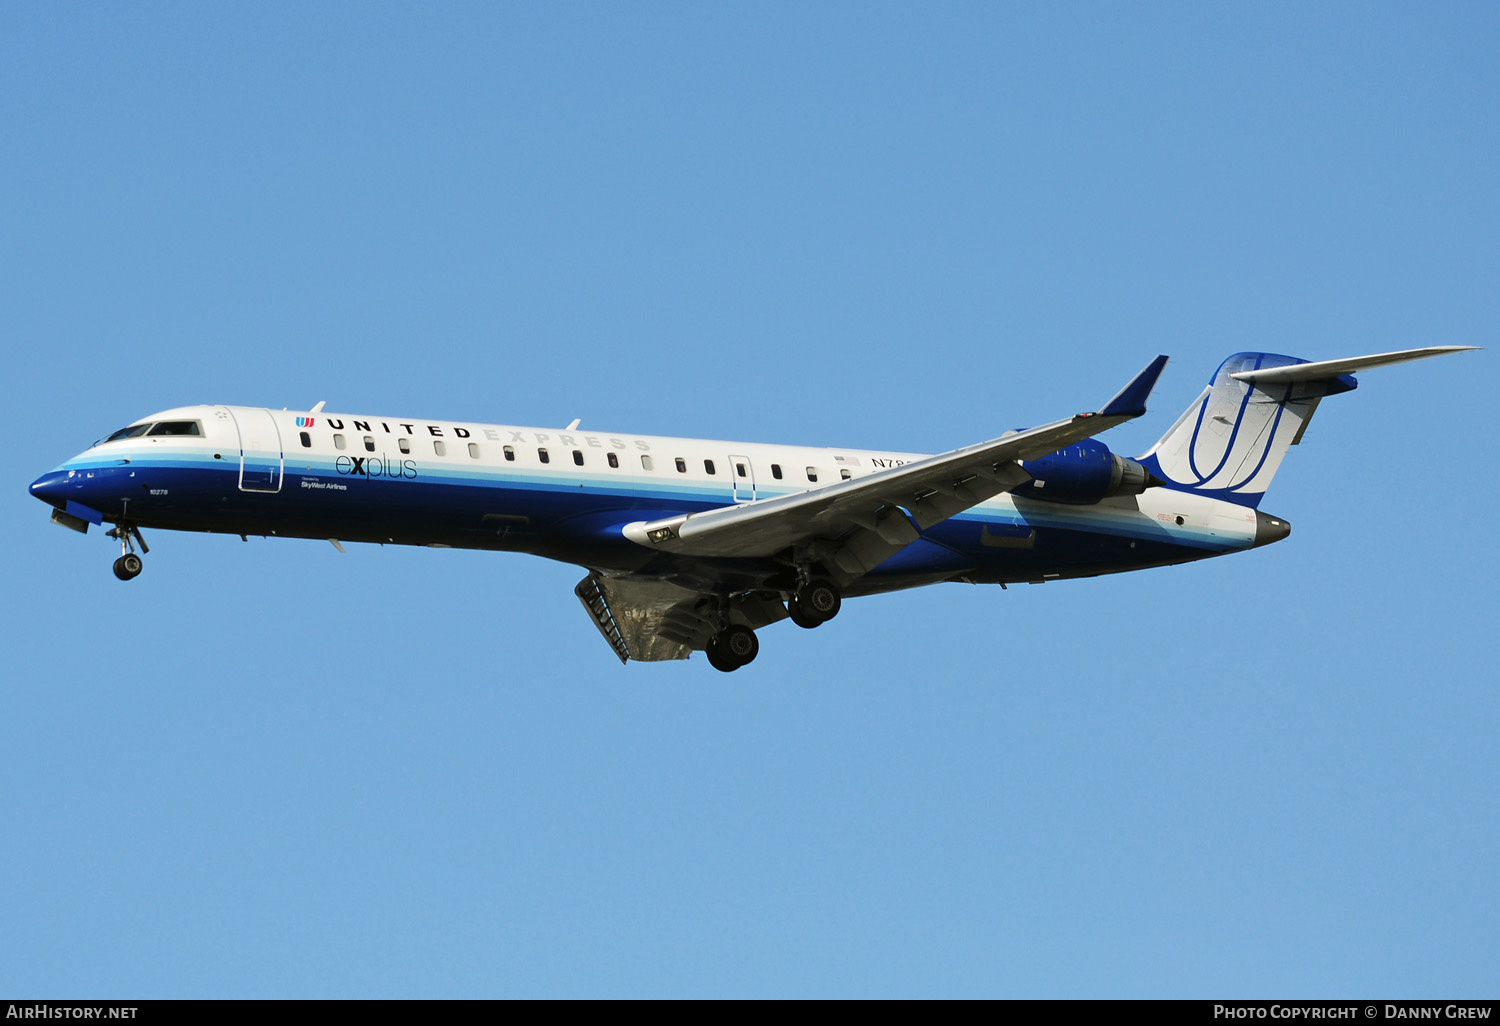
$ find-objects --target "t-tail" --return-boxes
[1138,346,1478,509]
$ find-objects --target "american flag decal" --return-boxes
[834,455,861,466]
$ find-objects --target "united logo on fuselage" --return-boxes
[320,418,652,452]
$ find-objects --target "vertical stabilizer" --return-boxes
[1138,352,1340,509]
[1138,346,1477,509]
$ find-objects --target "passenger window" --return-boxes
[468,442,480,459]
[736,462,747,478]
[704,460,716,475]
[771,464,783,480]
[675,458,686,473]
[334,434,346,450]
[806,467,818,482]
[503,445,515,462]
[607,452,619,468]
[641,455,654,471]
[399,438,411,454]
[299,432,312,448]
[434,440,447,456]
[573,450,584,466]
[364,436,376,452]
[539,448,550,464]
[841,468,852,480]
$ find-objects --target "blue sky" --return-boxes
[3,2,1496,998]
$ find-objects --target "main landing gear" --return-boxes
[106,524,148,581]
[787,579,840,629]
[700,579,843,673]
[706,624,759,673]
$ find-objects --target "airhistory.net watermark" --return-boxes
[6,1007,137,1020]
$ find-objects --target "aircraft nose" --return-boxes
[29,470,71,510]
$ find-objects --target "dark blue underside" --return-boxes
[38,462,1221,593]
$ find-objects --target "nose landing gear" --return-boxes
[106,524,149,581]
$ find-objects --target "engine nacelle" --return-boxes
[1014,438,1153,505]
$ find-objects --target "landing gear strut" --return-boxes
[706,624,759,672]
[106,524,148,581]
[788,579,840,629]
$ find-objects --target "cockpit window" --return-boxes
[147,421,202,436]
[105,424,152,441]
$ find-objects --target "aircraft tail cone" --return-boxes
[1253,511,1291,547]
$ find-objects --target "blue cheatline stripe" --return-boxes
[950,508,1236,552]
[66,451,1247,557]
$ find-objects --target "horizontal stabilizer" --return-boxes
[1230,346,1478,386]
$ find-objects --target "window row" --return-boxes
[304,432,490,459]
[296,432,854,482]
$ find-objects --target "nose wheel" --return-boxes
[106,524,149,581]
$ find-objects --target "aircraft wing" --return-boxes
[623,356,1169,580]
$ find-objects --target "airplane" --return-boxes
[28,346,1475,671]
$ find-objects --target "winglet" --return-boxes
[1098,355,1170,418]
